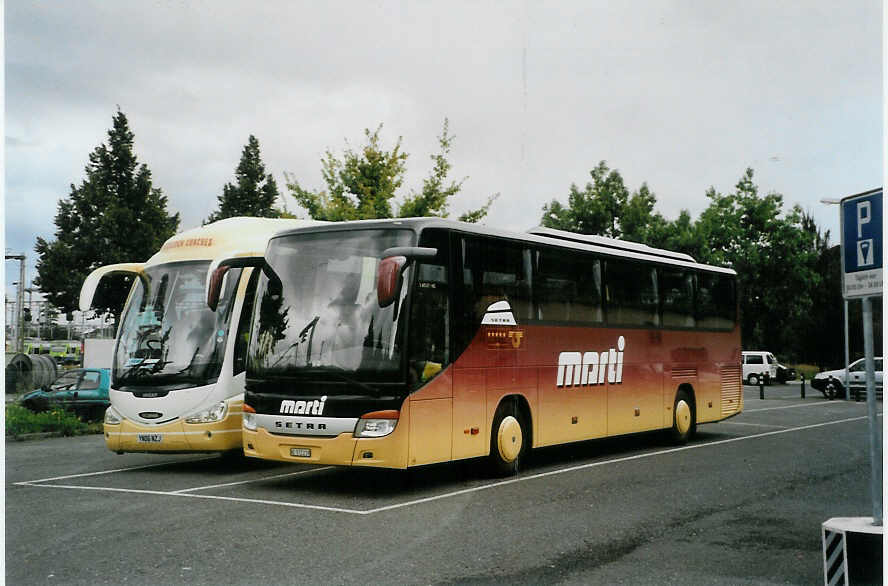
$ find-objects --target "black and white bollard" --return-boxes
[822,517,883,585]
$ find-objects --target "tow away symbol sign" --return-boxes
[841,189,883,298]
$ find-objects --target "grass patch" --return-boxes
[792,364,821,381]
[6,403,103,438]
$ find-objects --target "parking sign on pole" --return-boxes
[841,188,882,299]
[838,187,882,527]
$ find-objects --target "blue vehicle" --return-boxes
[21,368,111,420]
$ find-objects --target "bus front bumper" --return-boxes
[104,413,243,453]
[242,426,408,469]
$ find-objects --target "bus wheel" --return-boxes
[670,389,695,444]
[489,400,527,476]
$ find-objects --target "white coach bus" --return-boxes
[80,217,319,455]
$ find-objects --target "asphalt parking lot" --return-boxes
[6,383,882,585]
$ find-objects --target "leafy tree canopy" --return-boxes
[539,163,832,358]
[206,135,281,223]
[696,168,821,351]
[284,119,497,223]
[34,110,180,322]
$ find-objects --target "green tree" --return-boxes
[541,161,644,237]
[34,110,180,323]
[646,210,709,260]
[696,168,821,353]
[285,119,496,223]
[206,135,281,223]
[539,160,713,258]
[286,125,408,221]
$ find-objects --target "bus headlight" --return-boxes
[242,403,257,431]
[104,406,123,425]
[185,401,228,424]
[354,410,399,438]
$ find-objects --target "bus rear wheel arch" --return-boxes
[489,396,531,476]
[670,386,696,444]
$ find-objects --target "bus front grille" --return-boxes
[720,366,742,416]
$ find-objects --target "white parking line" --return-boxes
[720,421,787,429]
[14,482,365,515]
[745,401,869,413]
[170,466,334,493]
[15,414,872,515]
[360,414,872,515]
[16,456,218,484]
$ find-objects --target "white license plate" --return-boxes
[290,447,311,457]
[137,433,163,443]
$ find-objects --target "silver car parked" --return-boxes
[811,357,883,399]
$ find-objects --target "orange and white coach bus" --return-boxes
[206,219,741,474]
[80,217,319,455]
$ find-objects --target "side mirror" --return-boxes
[377,256,407,308]
[79,263,147,312]
[205,254,266,311]
[376,246,437,308]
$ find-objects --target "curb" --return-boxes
[9,432,60,441]
[6,429,103,441]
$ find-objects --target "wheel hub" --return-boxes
[497,415,523,463]
[675,400,691,435]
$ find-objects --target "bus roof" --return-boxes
[146,217,322,265]
[268,217,736,275]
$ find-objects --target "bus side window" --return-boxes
[535,247,575,322]
[463,236,531,322]
[233,269,260,375]
[535,247,603,325]
[697,272,735,330]
[660,268,695,328]
[605,261,660,327]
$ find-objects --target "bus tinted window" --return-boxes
[659,268,695,328]
[697,272,736,330]
[459,236,532,324]
[535,247,603,325]
[605,261,659,327]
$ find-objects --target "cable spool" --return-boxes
[4,353,58,393]
[29,354,58,389]
[5,353,33,393]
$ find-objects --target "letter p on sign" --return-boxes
[857,201,871,238]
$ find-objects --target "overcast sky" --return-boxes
[4,1,882,306]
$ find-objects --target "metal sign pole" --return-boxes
[836,188,883,527]
[861,296,881,525]
[843,298,849,395]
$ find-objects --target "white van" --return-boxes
[742,351,778,385]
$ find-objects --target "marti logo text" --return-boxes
[280,396,327,415]
[557,336,626,387]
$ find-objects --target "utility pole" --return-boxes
[5,254,26,353]
[25,288,36,341]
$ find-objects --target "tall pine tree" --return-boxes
[206,135,281,223]
[34,110,180,323]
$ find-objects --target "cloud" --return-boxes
[5,0,881,299]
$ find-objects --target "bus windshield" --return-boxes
[247,229,413,387]
[113,261,241,390]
